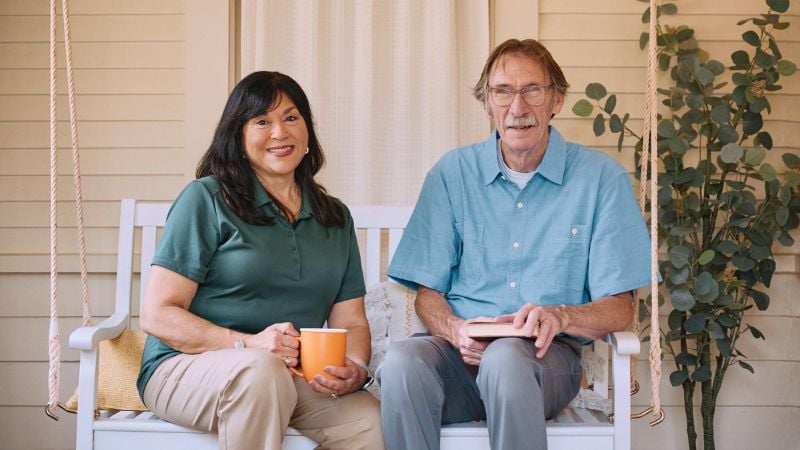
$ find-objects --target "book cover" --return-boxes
[466,321,538,339]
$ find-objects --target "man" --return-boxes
[378,39,653,450]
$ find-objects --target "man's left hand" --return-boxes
[496,303,569,358]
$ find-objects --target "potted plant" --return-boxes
[571,1,798,449]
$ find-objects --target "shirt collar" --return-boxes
[479,126,567,186]
[251,173,313,219]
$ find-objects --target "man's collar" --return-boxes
[480,127,566,186]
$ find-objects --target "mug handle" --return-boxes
[288,335,303,377]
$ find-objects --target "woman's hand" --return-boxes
[307,358,367,397]
[245,322,301,367]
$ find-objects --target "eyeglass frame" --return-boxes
[487,84,553,107]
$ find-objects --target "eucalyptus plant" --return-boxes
[571,1,798,449]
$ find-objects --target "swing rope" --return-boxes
[631,0,664,426]
[46,0,92,420]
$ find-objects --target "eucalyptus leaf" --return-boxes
[670,369,689,386]
[710,104,730,124]
[604,94,617,114]
[586,83,607,100]
[676,28,694,43]
[738,361,755,374]
[785,172,800,188]
[731,50,750,67]
[749,245,771,261]
[669,246,692,268]
[720,143,744,163]
[640,32,649,50]
[759,163,778,182]
[668,309,684,331]
[697,249,715,265]
[742,30,761,47]
[777,60,797,76]
[706,60,725,75]
[661,3,677,14]
[778,231,794,247]
[671,288,695,311]
[675,352,697,366]
[742,111,763,135]
[709,322,725,339]
[776,206,789,226]
[717,313,738,328]
[717,337,733,357]
[658,119,677,138]
[609,114,623,133]
[755,131,773,149]
[732,255,756,271]
[755,48,776,69]
[686,94,704,110]
[767,0,790,13]
[675,168,698,185]
[749,290,769,310]
[593,114,605,136]
[695,67,715,86]
[667,137,690,154]
[731,72,750,86]
[717,125,739,144]
[745,148,765,166]
[748,324,765,339]
[778,186,792,205]
[691,366,712,382]
[572,99,594,117]
[685,312,708,334]
[782,152,800,168]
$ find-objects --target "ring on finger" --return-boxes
[330,391,338,399]
[283,356,291,366]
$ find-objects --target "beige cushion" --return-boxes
[64,329,148,412]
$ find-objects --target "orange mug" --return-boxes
[288,328,347,382]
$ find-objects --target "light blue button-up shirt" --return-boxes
[388,127,653,320]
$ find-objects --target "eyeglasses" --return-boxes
[488,84,552,107]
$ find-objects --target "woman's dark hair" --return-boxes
[196,71,345,227]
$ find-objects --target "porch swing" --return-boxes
[45,0,666,448]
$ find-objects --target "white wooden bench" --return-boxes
[69,199,640,450]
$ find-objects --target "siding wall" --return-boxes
[539,1,800,449]
[0,1,797,449]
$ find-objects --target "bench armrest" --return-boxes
[69,312,129,350]
[604,331,641,356]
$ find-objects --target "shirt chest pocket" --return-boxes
[457,220,484,284]
[547,224,589,290]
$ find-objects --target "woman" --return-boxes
[137,71,383,450]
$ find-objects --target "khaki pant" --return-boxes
[143,348,384,450]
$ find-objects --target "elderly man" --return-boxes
[378,39,653,450]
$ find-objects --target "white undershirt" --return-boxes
[497,140,536,190]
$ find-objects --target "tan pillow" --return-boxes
[64,329,149,412]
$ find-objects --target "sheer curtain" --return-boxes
[240,0,490,206]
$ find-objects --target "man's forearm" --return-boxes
[414,286,463,346]
[558,292,633,340]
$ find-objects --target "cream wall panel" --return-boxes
[1,228,122,254]
[1,273,121,317]
[0,0,185,15]
[0,148,185,175]
[0,201,121,227]
[0,362,78,405]
[0,407,77,450]
[541,0,795,14]
[0,42,184,69]
[0,68,184,94]
[0,121,183,148]
[0,254,117,273]
[0,15,184,42]
[0,174,185,201]
[0,94,183,121]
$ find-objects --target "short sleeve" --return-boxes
[388,166,459,293]
[587,171,654,299]
[151,181,221,282]
[335,207,367,302]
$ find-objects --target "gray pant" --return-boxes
[377,336,582,450]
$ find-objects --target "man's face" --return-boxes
[487,53,564,156]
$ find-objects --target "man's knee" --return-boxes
[478,338,544,389]
[377,338,436,385]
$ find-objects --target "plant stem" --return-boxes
[701,348,715,450]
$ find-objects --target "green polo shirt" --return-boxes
[137,176,366,397]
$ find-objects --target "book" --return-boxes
[466,321,538,339]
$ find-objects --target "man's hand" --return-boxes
[496,304,570,359]
[449,317,493,366]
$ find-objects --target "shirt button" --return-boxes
[571,228,578,236]
[510,282,517,288]
[516,202,524,209]
[513,242,520,249]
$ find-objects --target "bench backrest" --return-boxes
[115,199,414,321]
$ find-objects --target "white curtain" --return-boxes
[240,0,490,206]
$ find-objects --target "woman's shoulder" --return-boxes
[171,177,222,211]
